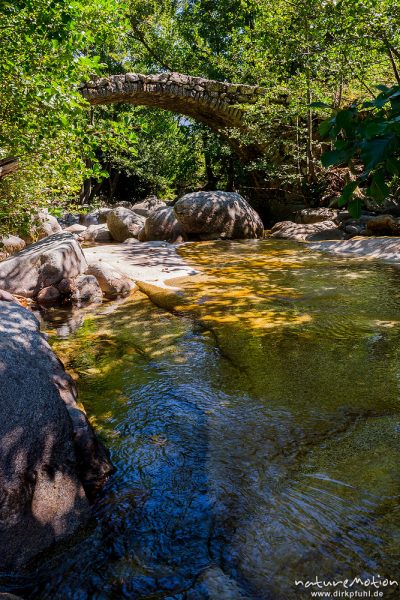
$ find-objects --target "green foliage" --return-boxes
[318,84,400,217]
[0,0,130,234]
[2,0,400,233]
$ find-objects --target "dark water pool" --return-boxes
[10,240,400,599]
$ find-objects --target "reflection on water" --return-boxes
[10,240,400,598]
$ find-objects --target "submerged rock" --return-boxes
[135,280,184,311]
[174,191,264,239]
[188,566,248,600]
[0,300,112,571]
[107,207,145,242]
[141,207,186,243]
[0,233,88,297]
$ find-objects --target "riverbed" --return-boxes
[13,239,400,599]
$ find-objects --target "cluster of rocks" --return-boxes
[0,210,62,260]
[65,191,264,244]
[269,208,400,242]
[0,232,133,308]
[0,192,264,308]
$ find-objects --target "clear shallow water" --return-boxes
[10,240,400,599]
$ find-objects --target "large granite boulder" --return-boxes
[141,207,186,243]
[23,210,62,243]
[0,233,88,298]
[0,299,112,571]
[270,220,345,242]
[107,207,145,242]
[87,261,134,298]
[174,191,264,239]
[131,196,167,218]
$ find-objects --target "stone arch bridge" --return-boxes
[79,72,266,162]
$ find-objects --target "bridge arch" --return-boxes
[79,72,266,161]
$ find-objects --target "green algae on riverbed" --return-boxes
[29,239,400,600]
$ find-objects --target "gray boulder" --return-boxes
[65,223,87,234]
[270,220,345,242]
[123,237,140,244]
[0,299,112,570]
[37,285,61,307]
[115,201,133,209]
[80,207,112,227]
[0,233,88,297]
[141,206,186,243]
[131,196,166,217]
[295,208,338,224]
[24,210,62,243]
[58,212,80,228]
[80,224,112,243]
[87,261,134,298]
[71,275,103,306]
[107,207,145,242]
[174,191,264,239]
[58,275,103,306]
[365,214,400,236]
[0,235,26,255]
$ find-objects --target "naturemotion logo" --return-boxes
[294,575,398,598]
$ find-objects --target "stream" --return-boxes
[16,240,400,599]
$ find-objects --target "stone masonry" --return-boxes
[79,72,266,132]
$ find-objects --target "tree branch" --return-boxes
[383,39,400,84]
[128,22,174,72]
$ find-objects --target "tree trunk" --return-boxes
[306,84,316,182]
[0,157,19,179]
[109,171,120,201]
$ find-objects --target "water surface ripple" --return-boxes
[15,240,400,599]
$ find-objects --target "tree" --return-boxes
[318,84,400,217]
